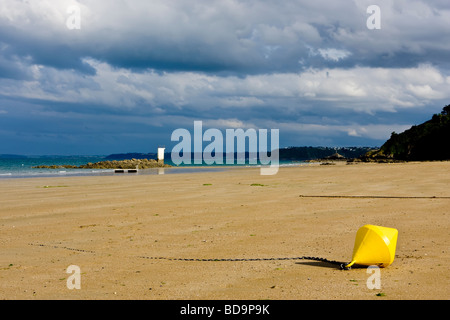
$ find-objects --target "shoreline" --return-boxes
[10,157,450,180]
[0,161,315,180]
[0,166,230,180]
[1,161,449,300]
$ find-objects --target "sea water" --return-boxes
[0,156,305,179]
[0,156,110,179]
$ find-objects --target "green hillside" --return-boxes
[366,105,450,161]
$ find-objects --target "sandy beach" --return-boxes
[0,161,449,300]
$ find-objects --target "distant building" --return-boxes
[157,147,165,163]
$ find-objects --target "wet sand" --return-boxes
[0,162,449,300]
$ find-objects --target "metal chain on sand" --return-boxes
[30,243,351,270]
[137,254,351,270]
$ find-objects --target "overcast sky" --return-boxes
[1,0,449,155]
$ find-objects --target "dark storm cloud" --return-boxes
[2,0,447,75]
[0,0,449,154]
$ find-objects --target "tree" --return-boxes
[441,104,450,116]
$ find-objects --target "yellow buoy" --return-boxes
[345,225,398,268]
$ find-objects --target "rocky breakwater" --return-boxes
[33,158,171,170]
[346,149,404,163]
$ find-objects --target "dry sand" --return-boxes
[0,162,449,300]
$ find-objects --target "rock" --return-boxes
[33,159,171,169]
[325,152,346,160]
